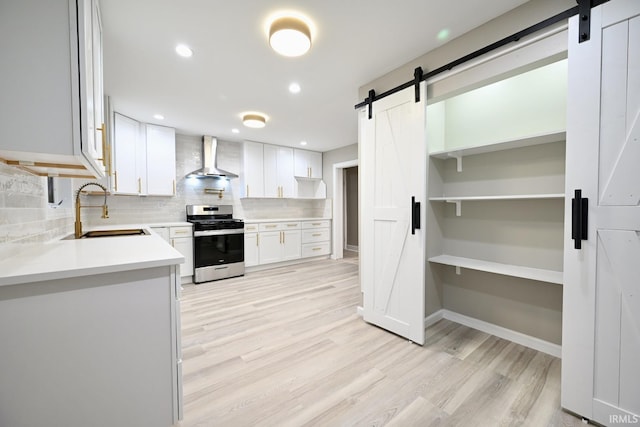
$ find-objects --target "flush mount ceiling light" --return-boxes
[269,16,312,57]
[242,113,267,128]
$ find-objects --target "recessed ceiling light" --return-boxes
[268,15,312,57]
[242,113,267,128]
[300,141,307,146]
[153,114,165,120]
[232,128,239,134]
[175,44,193,58]
[289,82,301,94]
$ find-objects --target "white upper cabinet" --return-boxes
[112,113,176,196]
[0,0,106,179]
[112,113,144,194]
[294,149,322,179]
[242,141,264,198]
[263,144,294,198]
[146,124,176,196]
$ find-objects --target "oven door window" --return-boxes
[194,234,244,268]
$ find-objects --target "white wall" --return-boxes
[322,144,358,200]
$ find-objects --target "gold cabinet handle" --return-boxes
[265,224,277,229]
[97,123,109,174]
[308,166,311,178]
[174,230,188,235]
[246,185,249,197]
[256,234,259,246]
[138,177,142,193]
[312,233,321,237]
[287,224,297,227]
[312,247,322,251]
[113,170,118,192]
[312,223,322,226]
[283,232,285,244]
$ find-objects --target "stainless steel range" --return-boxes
[186,205,244,283]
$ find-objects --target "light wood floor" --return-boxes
[178,257,583,427]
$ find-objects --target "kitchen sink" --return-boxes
[62,228,150,240]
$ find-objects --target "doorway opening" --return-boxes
[332,160,358,260]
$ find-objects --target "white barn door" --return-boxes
[360,84,427,345]
[563,1,640,425]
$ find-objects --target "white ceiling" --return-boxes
[101,0,529,153]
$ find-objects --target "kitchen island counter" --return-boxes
[0,226,183,287]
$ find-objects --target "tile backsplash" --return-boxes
[0,162,73,243]
[0,134,331,243]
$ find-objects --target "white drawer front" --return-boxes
[302,228,330,243]
[170,226,192,238]
[244,223,259,232]
[258,223,282,231]
[302,242,331,258]
[302,220,330,229]
[258,222,300,232]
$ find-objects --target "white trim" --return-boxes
[332,159,358,260]
[361,306,560,358]
[345,245,359,252]
[245,255,330,273]
[356,306,363,317]
[425,310,561,358]
[427,24,568,86]
[424,309,445,328]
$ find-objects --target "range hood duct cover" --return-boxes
[188,136,238,178]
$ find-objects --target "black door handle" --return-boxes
[571,189,588,249]
[411,196,421,235]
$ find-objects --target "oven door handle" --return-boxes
[194,229,245,237]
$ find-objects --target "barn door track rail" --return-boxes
[355,0,609,118]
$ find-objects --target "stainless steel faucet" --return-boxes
[74,182,109,238]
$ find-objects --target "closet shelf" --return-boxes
[429,130,566,159]
[429,194,565,202]
[428,254,563,285]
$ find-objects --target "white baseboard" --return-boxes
[424,309,445,328]
[245,255,331,273]
[425,309,561,358]
[358,307,561,358]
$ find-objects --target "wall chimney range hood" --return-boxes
[187,136,238,178]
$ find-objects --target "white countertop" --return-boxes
[0,225,184,287]
[244,217,331,223]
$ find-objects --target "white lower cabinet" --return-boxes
[301,220,331,257]
[248,219,331,267]
[151,225,193,283]
[257,222,301,264]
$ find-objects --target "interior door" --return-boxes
[360,84,427,345]
[563,1,640,424]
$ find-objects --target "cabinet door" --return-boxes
[563,3,640,423]
[243,141,264,197]
[278,146,295,197]
[263,145,279,198]
[113,113,141,194]
[146,124,176,196]
[258,231,282,264]
[294,149,322,179]
[308,151,322,179]
[282,230,301,261]
[244,233,259,267]
[171,237,194,278]
[294,149,310,177]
